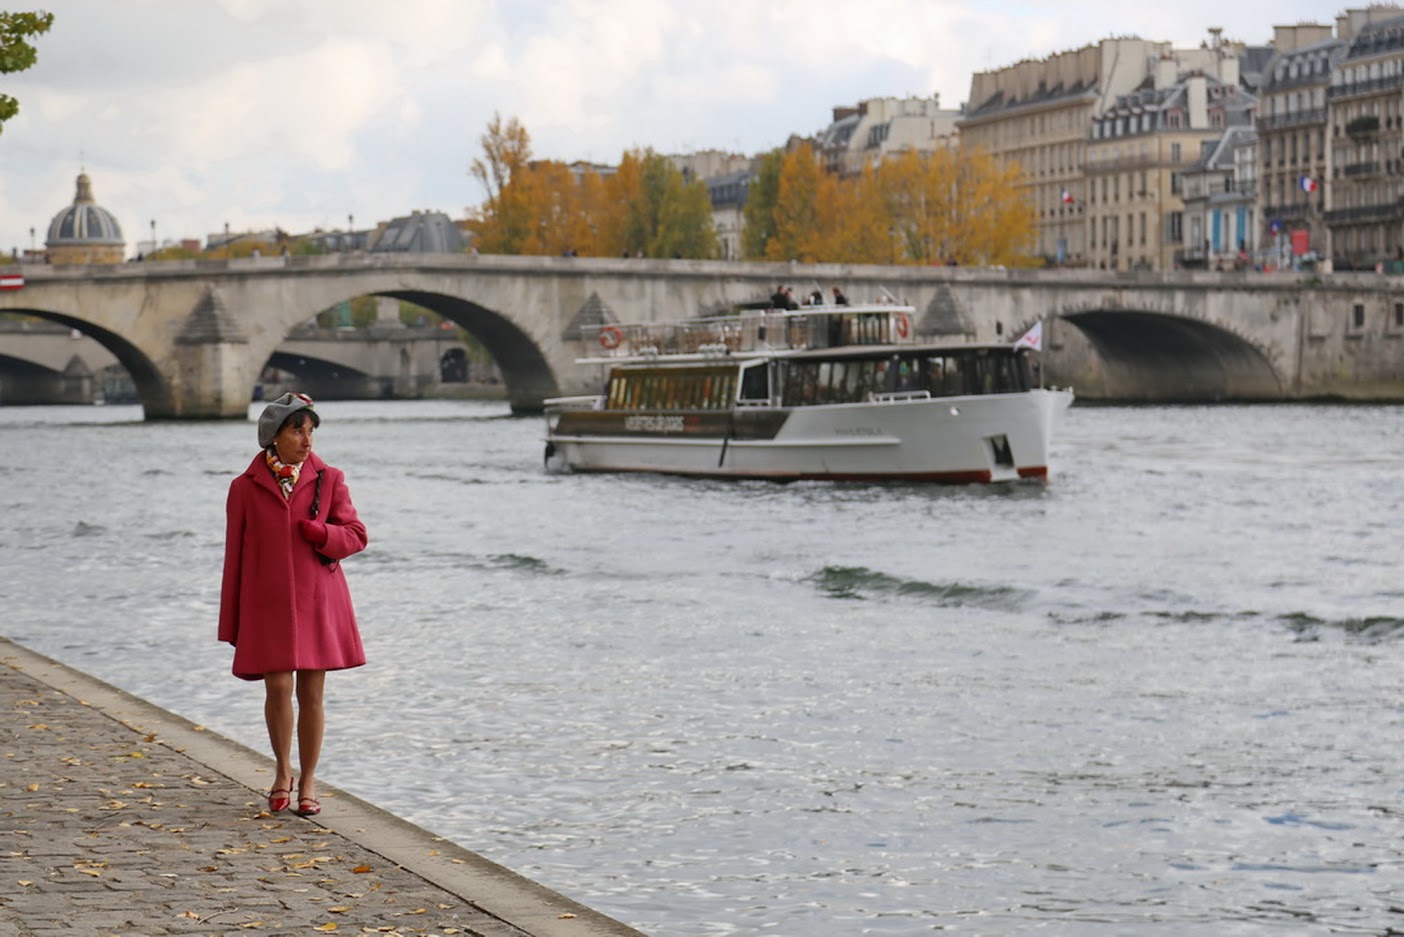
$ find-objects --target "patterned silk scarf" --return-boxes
[264,448,302,499]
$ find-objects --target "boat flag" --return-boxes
[1014,320,1043,351]
[0,273,23,290]
[1300,175,1319,194]
[1060,188,1074,205]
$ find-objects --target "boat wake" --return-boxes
[806,564,1029,609]
[1277,612,1404,643]
[1047,607,1404,643]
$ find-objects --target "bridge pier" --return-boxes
[143,287,259,419]
[144,339,258,419]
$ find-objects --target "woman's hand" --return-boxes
[297,518,328,546]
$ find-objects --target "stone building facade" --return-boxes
[1324,8,1404,268]
[1087,69,1257,271]
[1257,24,1341,267]
[960,33,1264,269]
[817,96,961,177]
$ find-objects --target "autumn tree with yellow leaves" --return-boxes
[745,144,1036,267]
[468,115,1033,266]
[467,116,718,259]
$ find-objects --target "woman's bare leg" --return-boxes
[295,670,326,805]
[263,671,296,797]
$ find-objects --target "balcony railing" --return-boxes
[1086,153,1159,171]
[1328,73,1404,99]
[1346,114,1382,137]
[1261,203,1315,221]
[1259,108,1327,130]
[1323,201,1404,224]
[1343,161,1382,177]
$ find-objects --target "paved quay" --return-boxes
[0,637,648,937]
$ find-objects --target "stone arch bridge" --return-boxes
[0,316,481,405]
[1,252,1401,419]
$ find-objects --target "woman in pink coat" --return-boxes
[219,393,367,818]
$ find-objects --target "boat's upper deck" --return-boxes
[580,304,919,362]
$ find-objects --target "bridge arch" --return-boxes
[188,278,559,415]
[1055,307,1284,401]
[264,348,375,398]
[0,305,171,411]
[378,289,560,406]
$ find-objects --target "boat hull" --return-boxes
[546,389,1073,483]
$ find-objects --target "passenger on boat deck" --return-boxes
[808,289,824,305]
[831,286,850,306]
[771,285,788,309]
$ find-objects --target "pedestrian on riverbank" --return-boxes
[218,392,368,818]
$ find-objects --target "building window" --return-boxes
[1353,303,1366,330]
[1394,302,1403,327]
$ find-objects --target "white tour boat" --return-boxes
[543,302,1073,483]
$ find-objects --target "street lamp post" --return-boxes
[150,219,156,255]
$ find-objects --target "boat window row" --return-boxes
[604,351,1031,411]
[778,350,1031,407]
[606,366,737,411]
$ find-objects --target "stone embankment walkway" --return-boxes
[0,637,647,937]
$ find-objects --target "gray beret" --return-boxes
[257,392,318,449]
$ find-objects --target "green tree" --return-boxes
[614,149,716,258]
[741,149,783,259]
[0,10,53,135]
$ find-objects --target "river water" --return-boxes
[1,399,1401,936]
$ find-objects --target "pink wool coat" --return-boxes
[219,450,368,680]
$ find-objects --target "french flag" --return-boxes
[0,273,23,290]
[1300,176,1319,194]
[1061,188,1074,205]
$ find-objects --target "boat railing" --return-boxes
[543,394,603,412]
[871,390,932,403]
[581,304,917,359]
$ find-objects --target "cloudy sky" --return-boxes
[3,0,1332,255]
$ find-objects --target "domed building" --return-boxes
[46,171,125,265]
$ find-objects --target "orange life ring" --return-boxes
[895,312,911,338]
[599,326,622,349]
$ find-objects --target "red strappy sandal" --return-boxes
[267,779,293,813]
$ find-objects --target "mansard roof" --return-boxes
[369,210,465,253]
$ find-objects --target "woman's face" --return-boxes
[273,415,314,465]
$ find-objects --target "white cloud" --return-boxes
[166,37,401,170]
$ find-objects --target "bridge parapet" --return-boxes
[3,254,1404,416]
